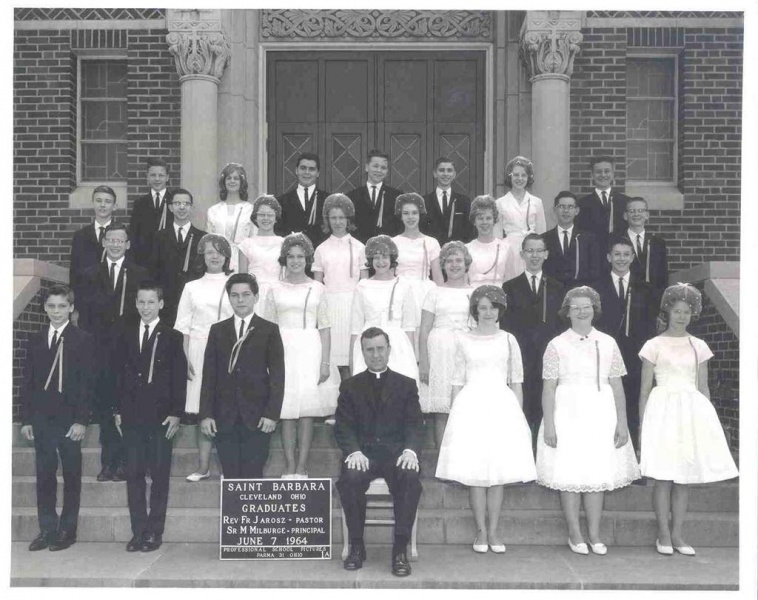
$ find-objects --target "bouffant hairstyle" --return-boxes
[469,195,499,224]
[504,156,535,189]
[439,241,473,272]
[218,163,249,201]
[364,235,399,270]
[194,233,233,275]
[321,193,357,234]
[251,195,282,224]
[558,286,602,322]
[394,192,427,216]
[469,285,507,322]
[278,233,315,268]
[656,284,702,333]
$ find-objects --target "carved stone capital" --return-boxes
[519,11,583,80]
[166,9,231,83]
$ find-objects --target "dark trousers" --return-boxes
[122,424,173,537]
[95,386,124,470]
[336,457,422,544]
[32,418,82,535]
[215,418,271,479]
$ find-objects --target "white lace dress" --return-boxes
[206,201,256,273]
[350,277,419,382]
[493,191,546,277]
[639,335,738,483]
[435,331,537,487]
[536,328,640,492]
[238,235,283,318]
[419,285,474,413]
[312,234,366,366]
[174,272,234,413]
[465,238,518,287]
[264,280,340,419]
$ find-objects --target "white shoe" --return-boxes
[489,543,506,554]
[656,539,674,555]
[186,471,210,482]
[674,544,696,556]
[589,542,607,555]
[568,538,589,555]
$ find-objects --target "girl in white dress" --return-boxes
[392,193,443,354]
[174,234,234,481]
[206,163,256,273]
[536,286,640,555]
[264,233,340,478]
[313,194,368,378]
[639,284,738,556]
[238,195,284,318]
[435,285,536,554]
[418,241,474,447]
[465,195,518,287]
[494,156,546,276]
[350,235,418,382]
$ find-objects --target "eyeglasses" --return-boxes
[556,205,577,211]
[104,238,127,246]
[171,201,192,208]
[523,249,546,255]
[626,209,647,215]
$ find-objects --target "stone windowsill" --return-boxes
[625,183,684,211]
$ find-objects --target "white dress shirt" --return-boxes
[234,314,254,340]
[139,317,160,352]
[611,271,630,298]
[48,321,70,348]
[107,256,126,287]
[436,187,452,212]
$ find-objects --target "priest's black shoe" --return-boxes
[391,550,412,577]
[96,467,114,482]
[126,535,143,552]
[343,544,366,570]
[141,533,162,552]
[49,530,76,551]
[28,531,54,551]
[111,466,127,482]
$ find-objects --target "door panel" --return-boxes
[326,125,367,193]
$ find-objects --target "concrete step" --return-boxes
[11,505,739,546]
[11,475,739,513]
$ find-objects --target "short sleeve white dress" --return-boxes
[435,330,537,486]
[264,280,340,419]
[638,335,738,483]
[392,234,440,326]
[238,235,283,317]
[465,238,518,287]
[536,328,641,492]
[206,201,256,273]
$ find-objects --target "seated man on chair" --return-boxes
[333,327,423,577]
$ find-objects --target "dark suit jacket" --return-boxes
[69,222,111,292]
[275,187,330,246]
[615,230,669,304]
[113,321,187,426]
[542,226,603,291]
[346,184,402,242]
[333,369,423,463]
[501,273,567,374]
[199,314,285,431]
[128,190,174,268]
[149,225,207,326]
[77,258,150,335]
[576,190,629,252]
[20,324,95,426]
[420,191,474,245]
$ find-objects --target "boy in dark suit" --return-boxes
[334,327,423,577]
[542,191,603,291]
[576,156,630,252]
[78,224,149,482]
[594,238,657,451]
[128,157,173,268]
[502,234,566,443]
[113,282,187,552]
[421,157,474,245]
[21,284,95,552]
[616,196,669,306]
[149,188,206,326]
[347,150,403,242]
[275,153,330,246]
[199,273,285,479]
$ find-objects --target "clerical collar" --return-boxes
[369,368,388,379]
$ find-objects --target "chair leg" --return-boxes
[340,507,349,561]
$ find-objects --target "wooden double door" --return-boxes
[267,50,485,197]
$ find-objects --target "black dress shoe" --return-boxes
[140,533,163,552]
[49,530,76,551]
[97,467,114,482]
[343,544,366,570]
[126,535,143,552]
[112,466,127,482]
[28,531,54,552]
[391,551,412,577]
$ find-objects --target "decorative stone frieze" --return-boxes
[519,10,583,80]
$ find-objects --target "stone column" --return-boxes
[167,9,231,224]
[520,11,582,229]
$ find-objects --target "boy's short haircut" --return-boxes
[146,157,168,171]
[92,185,117,202]
[42,284,75,305]
[367,149,390,163]
[607,236,634,254]
[137,281,164,301]
[104,223,131,240]
[521,232,546,251]
[171,188,194,204]
[225,272,260,297]
[297,152,320,171]
[553,190,577,206]
[433,156,455,170]
[626,196,648,210]
[589,155,616,169]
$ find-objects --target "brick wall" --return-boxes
[570,26,743,272]
[12,27,181,266]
